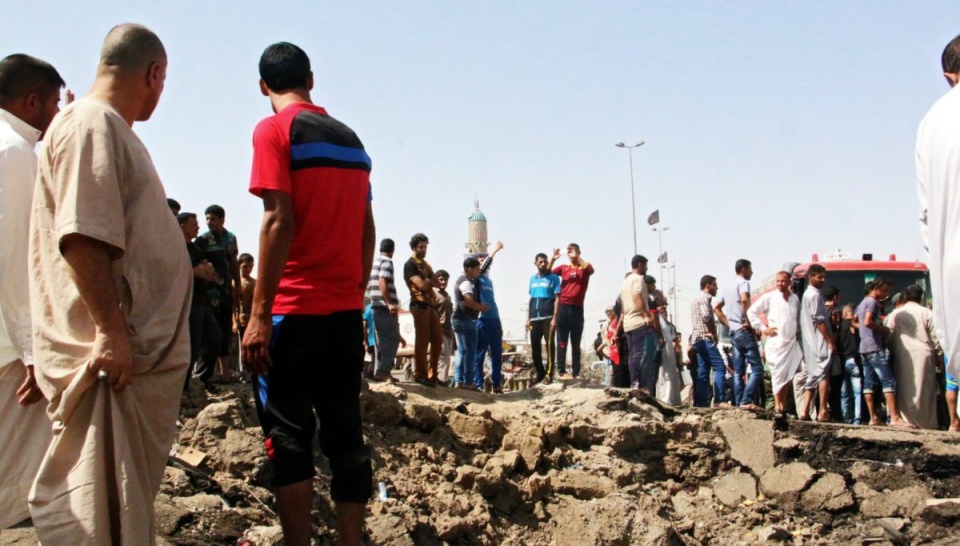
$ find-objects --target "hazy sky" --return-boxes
[4,1,958,345]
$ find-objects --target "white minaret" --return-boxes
[465,198,489,255]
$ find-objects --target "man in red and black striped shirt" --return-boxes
[242,42,375,546]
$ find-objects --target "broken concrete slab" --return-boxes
[717,419,775,475]
[801,472,854,513]
[860,485,929,518]
[760,462,817,503]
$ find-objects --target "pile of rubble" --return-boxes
[143,378,960,545]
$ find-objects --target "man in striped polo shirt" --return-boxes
[368,238,402,382]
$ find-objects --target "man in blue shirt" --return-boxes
[528,250,561,383]
[475,242,504,392]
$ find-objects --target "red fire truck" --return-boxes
[754,250,931,309]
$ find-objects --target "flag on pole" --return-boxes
[658,251,668,264]
[647,209,660,225]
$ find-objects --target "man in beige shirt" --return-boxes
[28,24,191,545]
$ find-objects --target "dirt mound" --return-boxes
[142,379,960,545]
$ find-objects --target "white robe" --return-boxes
[916,83,960,382]
[0,108,52,528]
[656,316,681,405]
[748,291,803,393]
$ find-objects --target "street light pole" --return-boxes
[651,225,670,283]
[615,141,645,255]
[665,262,677,323]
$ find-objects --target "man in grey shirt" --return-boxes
[800,264,835,421]
[716,258,762,409]
[856,277,912,427]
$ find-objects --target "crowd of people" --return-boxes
[611,259,960,432]
[2,22,960,546]
[361,238,601,394]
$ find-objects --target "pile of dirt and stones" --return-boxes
[8,378,958,545]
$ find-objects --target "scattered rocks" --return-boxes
[756,525,793,541]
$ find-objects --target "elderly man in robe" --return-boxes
[28,24,191,544]
[748,271,804,417]
[884,285,943,429]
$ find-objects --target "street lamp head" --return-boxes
[615,142,625,147]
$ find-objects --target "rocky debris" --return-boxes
[755,525,793,541]
[139,377,960,545]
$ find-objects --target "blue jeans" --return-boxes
[840,356,863,424]
[862,351,896,393]
[627,327,660,395]
[693,339,728,407]
[475,317,503,389]
[731,328,763,406]
[453,319,479,387]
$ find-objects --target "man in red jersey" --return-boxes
[242,42,375,546]
[552,243,595,378]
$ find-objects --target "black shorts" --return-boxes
[253,311,372,503]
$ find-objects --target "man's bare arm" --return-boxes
[60,234,132,390]
[242,191,295,374]
[360,200,376,291]
[714,302,730,330]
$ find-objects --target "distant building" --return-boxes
[466,199,489,255]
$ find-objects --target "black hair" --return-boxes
[872,276,892,290]
[822,286,839,302]
[436,269,449,279]
[904,284,924,303]
[700,275,716,289]
[239,253,254,264]
[735,259,752,274]
[259,42,311,92]
[176,212,196,226]
[205,204,225,219]
[631,254,648,268]
[568,243,581,254]
[535,253,548,261]
[942,34,960,74]
[409,233,429,250]
[463,257,480,270]
[863,280,876,295]
[644,275,656,285]
[0,54,65,105]
[166,197,180,212]
[380,238,395,253]
[807,263,826,276]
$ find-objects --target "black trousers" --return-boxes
[253,312,372,502]
[530,319,555,380]
[555,304,585,376]
[188,304,222,385]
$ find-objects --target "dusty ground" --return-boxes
[3,378,960,545]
